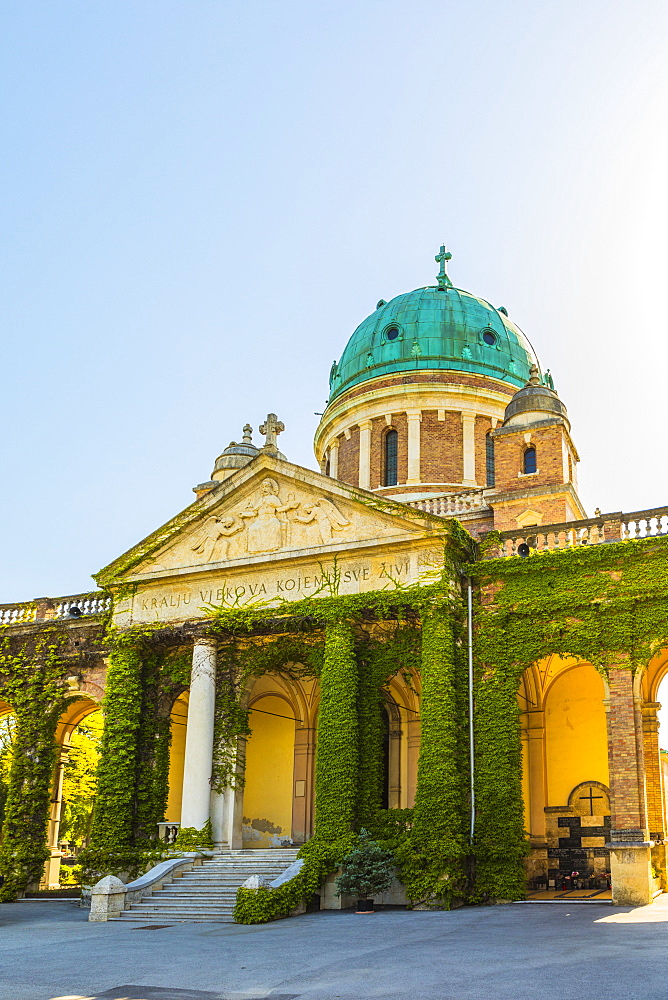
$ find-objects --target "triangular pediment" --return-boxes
[96,455,448,590]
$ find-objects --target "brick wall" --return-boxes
[418,410,463,483]
[642,704,665,840]
[371,416,409,489]
[475,415,493,487]
[491,494,577,531]
[337,427,360,487]
[608,666,647,836]
[391,412,408,485]
[334,369,516,407]
[493,423,567,493]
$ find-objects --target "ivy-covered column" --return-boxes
[0,702,65,900]
[314,621,358,841]
[133,649,173,846]
[86,635,144,869]
[404,604,466,905]
[0,633,68,901]
[355,646,385,829]
[474,670,526,901]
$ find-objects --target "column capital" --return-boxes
[358,418,373,431]
[405,408,422,421]
[193,635,217,649]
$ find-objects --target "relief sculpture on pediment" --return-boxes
[189,478,352,563]
[190,515,243,562]
[239,478,298,553]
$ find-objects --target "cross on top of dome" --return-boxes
[435,244,453,290]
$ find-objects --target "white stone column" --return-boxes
[180,637,217,830]
[406,410,422,485]
[358,420,372,490]
[461,410,477,486]
[328,439,339,479]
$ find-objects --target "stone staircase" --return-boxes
[114,848,300,923]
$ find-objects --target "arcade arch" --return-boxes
[164,661,421,846]
[44,693,103,888]
[519,656,611,888]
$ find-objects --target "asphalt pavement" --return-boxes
[1,896,667,1000]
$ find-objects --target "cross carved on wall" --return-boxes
[579,786,604,816]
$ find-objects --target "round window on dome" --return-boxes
[385,326,400,341]
[482,330,497,346]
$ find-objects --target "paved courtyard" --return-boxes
[1,897,668,1000]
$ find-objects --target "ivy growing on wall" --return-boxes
[396,604,468,908]
[0,626,69,901]
[80,628,189,882]
[467,532,668,900]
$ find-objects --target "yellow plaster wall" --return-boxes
[520,726,530,820]
[166,693,188,822]
[243,695,295,847]
[545,664,608,806]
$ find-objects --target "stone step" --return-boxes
[132,904,235,911]
[119,848,300,923]
[161,888,262,894]
[181,873,286,879]
[112,910,234,924]
[156,891,240,898]
[189,867,291,872]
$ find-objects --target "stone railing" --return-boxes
[157,822,181,845]
[0,591,111,627]
[483,506,668,558]
[89,853,206,922]
[406,489,487,517]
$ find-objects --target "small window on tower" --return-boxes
[384,429,398,487]
[482,330,496,346]
[386,326,400,341]
[523,446,537,475]
[486,432,495,487]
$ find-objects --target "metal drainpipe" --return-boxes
[467,581,475,844]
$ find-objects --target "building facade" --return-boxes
[0,247,666,914]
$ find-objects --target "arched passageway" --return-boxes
[41,695,103,888]
[520,657,612,893]
[166,692,188,824]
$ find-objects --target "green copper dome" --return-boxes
[328,281,539,404]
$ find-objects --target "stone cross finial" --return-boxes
[528,364,541,386]
[435,244,453,290]
[259,413,284,453]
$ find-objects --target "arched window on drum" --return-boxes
[384,429,398,487]
[485,432,495,487]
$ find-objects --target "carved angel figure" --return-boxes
[239,478,293,553]
[190,515,242,563]
[292,498,351,544]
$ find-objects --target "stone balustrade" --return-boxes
[89,852,205,922]
[406,489,487,517]
[482,506,668,559]
[0,591,111,627]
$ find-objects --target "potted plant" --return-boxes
[335,829,396,914]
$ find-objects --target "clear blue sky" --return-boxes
[2,0,668,603]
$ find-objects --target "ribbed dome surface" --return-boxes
[504,382,569,426]
[328,285,538,403]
